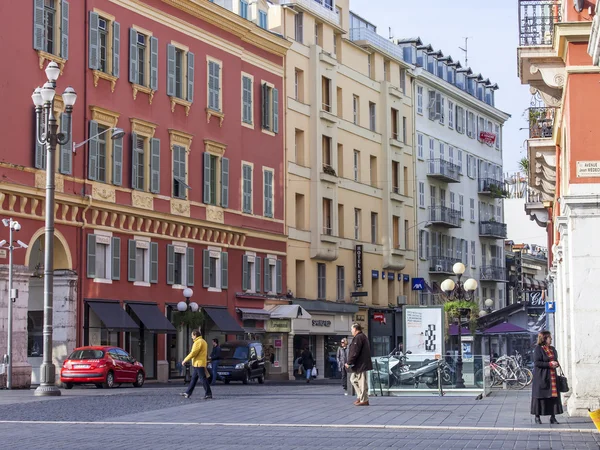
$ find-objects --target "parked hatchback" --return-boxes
[60,346,145,389]
[208,341,265,384]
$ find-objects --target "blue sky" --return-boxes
[349,0,531,175]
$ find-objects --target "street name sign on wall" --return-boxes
[576,161,600,177]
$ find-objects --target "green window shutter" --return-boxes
[276,259,282,294]
[150,36,158,91]
[150,242,158,284]
[88,11,99,69]
[59,113,72,175]
[243,76,252,123]
[261,83,269,129]
[88,121,99,181]
[242,255,249,291]
[214,63,221,109]
[112,135,123,186]
[129,28,138,84]
[111,237,121,280]
[264,257,271,293]
[150,138,160,193]
[128,239,136,282]
[131,132,138,190]
[166,245,175,285]
[166,44,176,96]
[221,252,228,289]
[33,0,44,51]
[221,157,229,208]
[86,234,96,278]
[242,165,249,213]
[255,256,261,292]
[35,136,45,169]
[172,145,180,197]
[203,249,210,288]
[61,0,69,59]
[203,152,211,204]
[273,88,279,134]
[186,247,195,287]
[264,171,273,218]
[112,21,120,78]
[180,147,187,198]
[187,51,195,103]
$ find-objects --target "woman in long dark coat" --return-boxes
[531,330,563,424]
[301,347,314,383]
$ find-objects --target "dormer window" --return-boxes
[416,49,424,67]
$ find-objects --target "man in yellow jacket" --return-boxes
[180,329,212,399]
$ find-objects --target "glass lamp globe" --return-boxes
[464,278,478,292]
[441,279,455,293]
[32,87,43,107]
[479,310,487,317]
[45,61,61,82]
[177,301,188,312]
[62,86,77,107]
[189,302,199,312]
[452,262,466,275]
[485,298,494,308]
[40,82,55,103]
[183,287,193,299]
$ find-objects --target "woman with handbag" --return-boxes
[531,331,564,424]
[301,347,315,384]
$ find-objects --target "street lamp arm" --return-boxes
[72,127,125,153]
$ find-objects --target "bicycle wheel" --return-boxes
[515,369,529,389]
[521,368,533,386]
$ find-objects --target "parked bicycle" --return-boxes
[474,351,531,389]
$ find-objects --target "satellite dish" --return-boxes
[574,0,584,13]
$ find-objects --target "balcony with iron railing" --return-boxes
[429,256,461,274]
[282,0,340,25]
[429,206,461,228]
[478,178,508,198]
[518,0,562,47]
[349,27,405,63]
[427,159,460,183]
[480,265,507,282]
[529,107,556,139]
[479,221,508,239]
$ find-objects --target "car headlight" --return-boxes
[235,363,245,369]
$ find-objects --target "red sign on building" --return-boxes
[479,132,497,145]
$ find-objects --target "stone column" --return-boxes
[287,333,294,380]
[52,270,78,372]
[0,265,32,388]
[316,335,324,379]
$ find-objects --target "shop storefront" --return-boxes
[368,308,403,356]
[264,318,290,380]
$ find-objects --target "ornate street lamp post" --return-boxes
[32,62,77,396]
[441,262,478,389]
[177,288,198,383]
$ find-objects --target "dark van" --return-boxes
[208,341,266,384]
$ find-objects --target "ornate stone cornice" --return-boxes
[169,129,194,152]
[130,117,158,138]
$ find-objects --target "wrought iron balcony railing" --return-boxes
[528,107,556,139]
[478,178,508,198]
[480,265,507,282]
[519,0,562,47]
[429,256,461,274]
[349,27,405,62]
[429,206,461,228]
[427,159,460,183]
[479,221,508,239]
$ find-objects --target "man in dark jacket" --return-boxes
[345,323,373,406]
[209,338,221,385]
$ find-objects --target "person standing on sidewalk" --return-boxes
[531,330,563,424]
[337,338,349,395]
[345,323,372,406]
[209,338,221,385]
[180,329,212,399]
[300,347,314,383]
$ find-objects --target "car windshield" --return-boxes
[68,349,105,360]
[221,346,249,360]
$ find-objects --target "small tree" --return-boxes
[518,157,529,173]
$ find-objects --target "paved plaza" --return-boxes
[0,383,598,449]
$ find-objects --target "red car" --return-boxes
[60,346,145,389]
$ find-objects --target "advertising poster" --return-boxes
[403,306,444,357]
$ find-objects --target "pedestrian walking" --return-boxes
[180,329,212,399]
[345,323,372,406]
[300,347,314,383]
[209,338,221,385]
[337,338,349,395]
[531,330,563,424]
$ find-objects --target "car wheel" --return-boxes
[64,383,74,390]
[257,371,265,384]
[224,379,230,385]
[242,371,250,385]
[102,371,115,389]
[133,371,145,388]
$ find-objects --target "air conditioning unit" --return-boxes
[397,295,407,306]
[435,265,444,272]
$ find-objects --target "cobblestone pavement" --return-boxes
[0,383,598,449]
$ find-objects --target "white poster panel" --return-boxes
[404,306,444,357]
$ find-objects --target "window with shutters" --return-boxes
[317,263,326,300]
[167,42,194,111]
[369,102,376,132]
[354,208,361,240]
[294,12,303,43]
[241,73,254,126]
[202,248,228,291]
[205,153,218,205]
[88,9,119,87]
[416,86,423,115]
[336,266,345,301]
[370,212,378,245]
[86,107,122,185]
[167,243,194,288]
[127,26,157,97]
[242,253,261,293]
[129,118,158,192]
[418,182,425,208]
[127,238,156,286]
[470,198,475,221]
[353,95,359,125]
[202,141,229,208]
[258,10,268,29]
[242,162,253,214]
[263,257,281,294]
[261,81,279,134]
[133,135,146,190]
[97,125,108,182]
[207,58,222,112]
[87,231,121,283]
[33,0,69,63]
[239,0,249,19]
[448,100,454,129]
[263,168,274,218]
[169,130,192,200]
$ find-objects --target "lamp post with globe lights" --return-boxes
[441,262,478,389]
[479,298,495,317]
[177,288,199,383]
[32,62,76,397]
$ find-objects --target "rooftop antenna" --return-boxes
[389,27,393,40]
[459,37,471,67]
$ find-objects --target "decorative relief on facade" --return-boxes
[92,70,117,92]
[204,139,226,156]
[170,97,192,116]
[132,191,154,210]
[131,84,155,104]
[91,184,116,203]
[170,199,191,217]
[206,205,224,223]
[206,108,225,127]
[35,172,65,193]
[130,117,158,138]
[90,106,119,127]
[169,129,194,151]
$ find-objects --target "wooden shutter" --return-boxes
[33,0,45,51]
[214,63,220,110]
[276,259,282,294]
[61,0,69,59]
[264,258,271,293]
[150,242,158,284]
[221,157,229,208]
[221,252,228,289]
[208,62,215,108]
[166,44,176,96]
[167,245,175,285]
[202,249,210,288]
[203,152,211,203]
[35,135,45,169]
[273,88,279,134]
[88,120,99,181]
[243,76,251,123]
[186,247,195,287]
[172,145,180,197]
[111,237,120,280]
[112,21,120,78]
[59,113,72,175]
[242,255,249,291]
[242,165,251,213]
[150,138,160,194]
[255,256,261,292]
[128,239,136,282]
[88,11,99,69]
[131,132,138,189]
[129,28,138,84]
[187,51,195,102]
[264,171,273,217]
[112,134,123,186]
[86,234,96,278]
[261,83,269,129]
[150,36,158,91]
